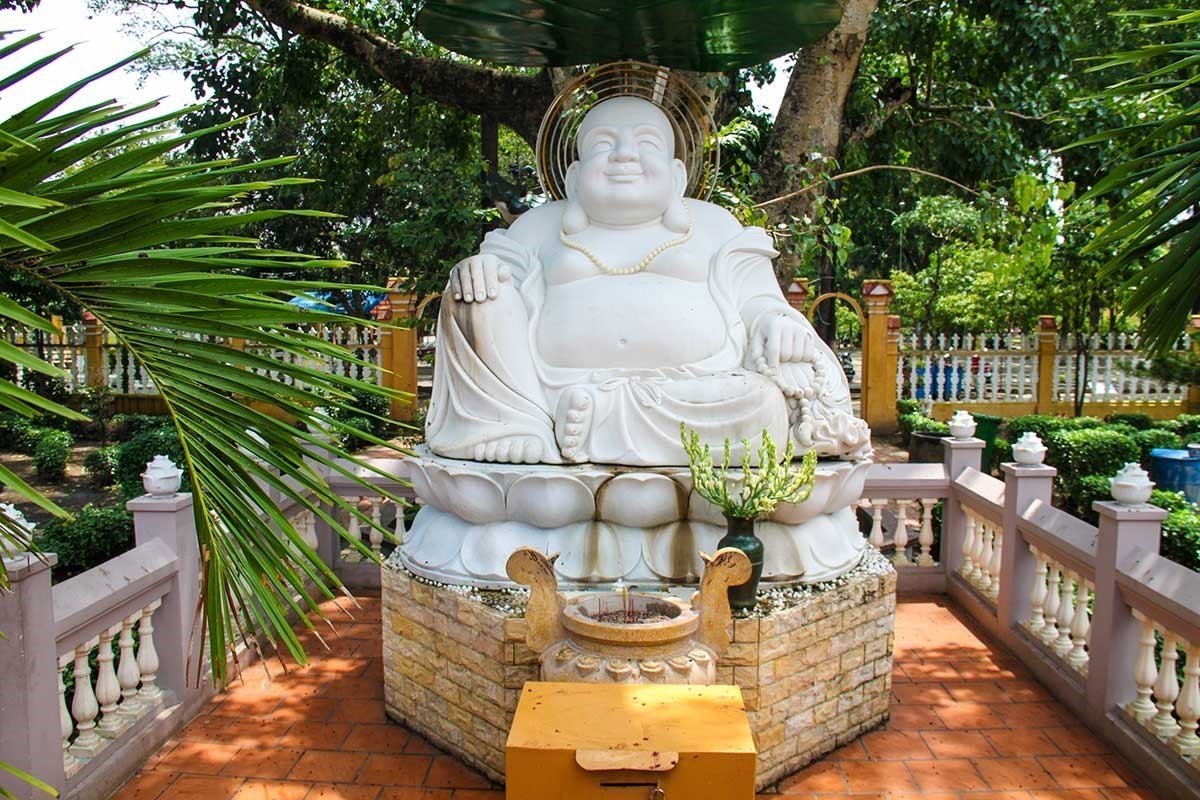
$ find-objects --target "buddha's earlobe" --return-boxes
[562,200,589,234]
[663,196,690,233]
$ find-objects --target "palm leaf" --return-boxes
[0,35,411,693]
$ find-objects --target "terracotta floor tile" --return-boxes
[825,740,868,760]
[944,681,1012,704]
[305,785,382,800]
[222,747,305,779]
[161,775,245,800]
[287,751,368,784]
[888,705,946,731]
[402,734,439,755]
[109,769,177,800]
[231,780,311,800]
[974,757,1059,790]
[443,793,504,800]
[1031,791,1109,800]
[985,729,1061,757]
[903,662,962,682]
[935,702,1005,730]
[1100,789,1159,800]
[1100,755,1144,787]
[840,761,919,793]
[375,791,453,800]
[1038,756,1129,789]
[281,721,355,750]
[1003,680,1054,703]
[893,683,956,705]
[1044,727,1110,755]
[891,794,959,800]
[221,718,293,748]
[330,698,388,724]
[356,754,433,786]
[274,697,340,723]
[906,757,988,791]
[862,730,933,760]
[156,741,242,774]
[990,702,1070,728]
[422,755,490,789]
[319,677,385,699]
[777,761,847,794]
[921,730,996,759]
[179,715,235,742]
[964,792,1036,800]
[340,723,412,753]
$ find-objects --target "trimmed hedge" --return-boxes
[1132,428,1185,464]
[1108,413,1154,430]
[108,414,172,443]
[1045,428,1139,495]
[37,505,134,582]
[83,445,120,486]
[34,429,73,481]
[1005,414,1104,444]
[116,427,189,498]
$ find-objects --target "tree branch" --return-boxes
[239,0,554,144]
[754,164,979,210]
[843,82,914,149]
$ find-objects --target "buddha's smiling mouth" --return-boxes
[605,172,643,182]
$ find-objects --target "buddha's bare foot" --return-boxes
[555,388,594,463]
[472,436,546,464]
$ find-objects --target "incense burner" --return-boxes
[506,546,750,684]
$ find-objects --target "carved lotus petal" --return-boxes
[605,659,634,680]
[687,490,726,526]
[642,523,705,581]
[554,522,634,581]
[403,460,445,510]
[402,507,465,569]
[802,507,865,574]
[506,473,595,528]
[755,521,806,580]
[640,659,665,675]
[576,655,600,674]
[461,522,549,580]
[432,467,505,523]
[597,473,687,528]
[824,461,871,513]
[770,471,836,524]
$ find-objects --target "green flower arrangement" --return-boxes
[681,423,818,520]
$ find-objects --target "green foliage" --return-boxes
[1152,418,1185,433]
[0,411,31,451]
[115,428,189,499]
[990,438,1013,475]
[1074,474,1114,522]
[1045,428,1139,495]
[1106,422,1140,438]
[1004,415,1104,443]
[338,416,374,454]
[682,426,817,520]
[83,446,120,487]
[1136,351,1200,387]
[33,430,72,482]
[36,505,134,582]
[108,414,172,443]
[1175,415,1200,436]
[1161,504,1200,574]
[333,389,396,441]
[1108,413,1154,430]
[1151,488,1192,513]
[896,398,921,415]
[1132,428,1185,464]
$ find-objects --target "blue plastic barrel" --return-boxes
[1149,444,1200,505]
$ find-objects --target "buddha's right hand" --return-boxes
[449,253,511,303]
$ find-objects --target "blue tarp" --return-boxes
[288,291,387,316]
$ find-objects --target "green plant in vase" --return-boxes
[681,424,818,611]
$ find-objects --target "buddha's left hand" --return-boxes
[750,313,815,374]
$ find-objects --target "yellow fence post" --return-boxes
[861,280,897,435]
[82,310,104,390]
[1190,314,1200,414]
[380,277,419,422]
[1036,315,1057,414]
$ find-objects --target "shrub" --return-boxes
[990,438,1013,474]
[339,415,374,453]
[334,389,396,440]
[1073,474,1113,523]
[1151,489,1191,513]
[83,445,120,486]
[1132,428,1184,464]
[1105,422,1140,438]
[0,411,32,450]
[1161,505,1200,574]
[1004,415,1104,444]
[898,412,949,443]
[116,427,189,498]
[896,398,920,415]
[15,424,48,455]
[34,429,73,481]
[1176,414,1200,436]
[1108,413,1154,430]
[107,414,172,443]
[1046,428,1139,494]
[1151,418,1185,433]
[36,505,134,582]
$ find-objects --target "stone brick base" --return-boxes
[381,551,896,790]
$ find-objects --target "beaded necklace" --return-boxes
[558,212,693,275]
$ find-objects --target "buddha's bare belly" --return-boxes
[537,275,726,369]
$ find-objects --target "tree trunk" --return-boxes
[757,0,879,343]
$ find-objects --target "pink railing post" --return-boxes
[1088,501,1166,715]
[0,554,67,798]
[127,493,201,698]
[997,461,1056,633]
[941,436,985,576]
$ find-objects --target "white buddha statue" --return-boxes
[426,96,869,467]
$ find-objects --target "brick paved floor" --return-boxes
[112,592,1159,800]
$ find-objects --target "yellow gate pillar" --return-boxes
[1190,314,1200,414]
[379,278,419,422]
[861,280,898,435]
[1035,315,1058,414]
[82,310,104,390]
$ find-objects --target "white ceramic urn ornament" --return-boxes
[141,455,183,497]
[948,410,977,440]
[1110,463,1155,506]
[1012,432,1047,465]
[0,502,36,557]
